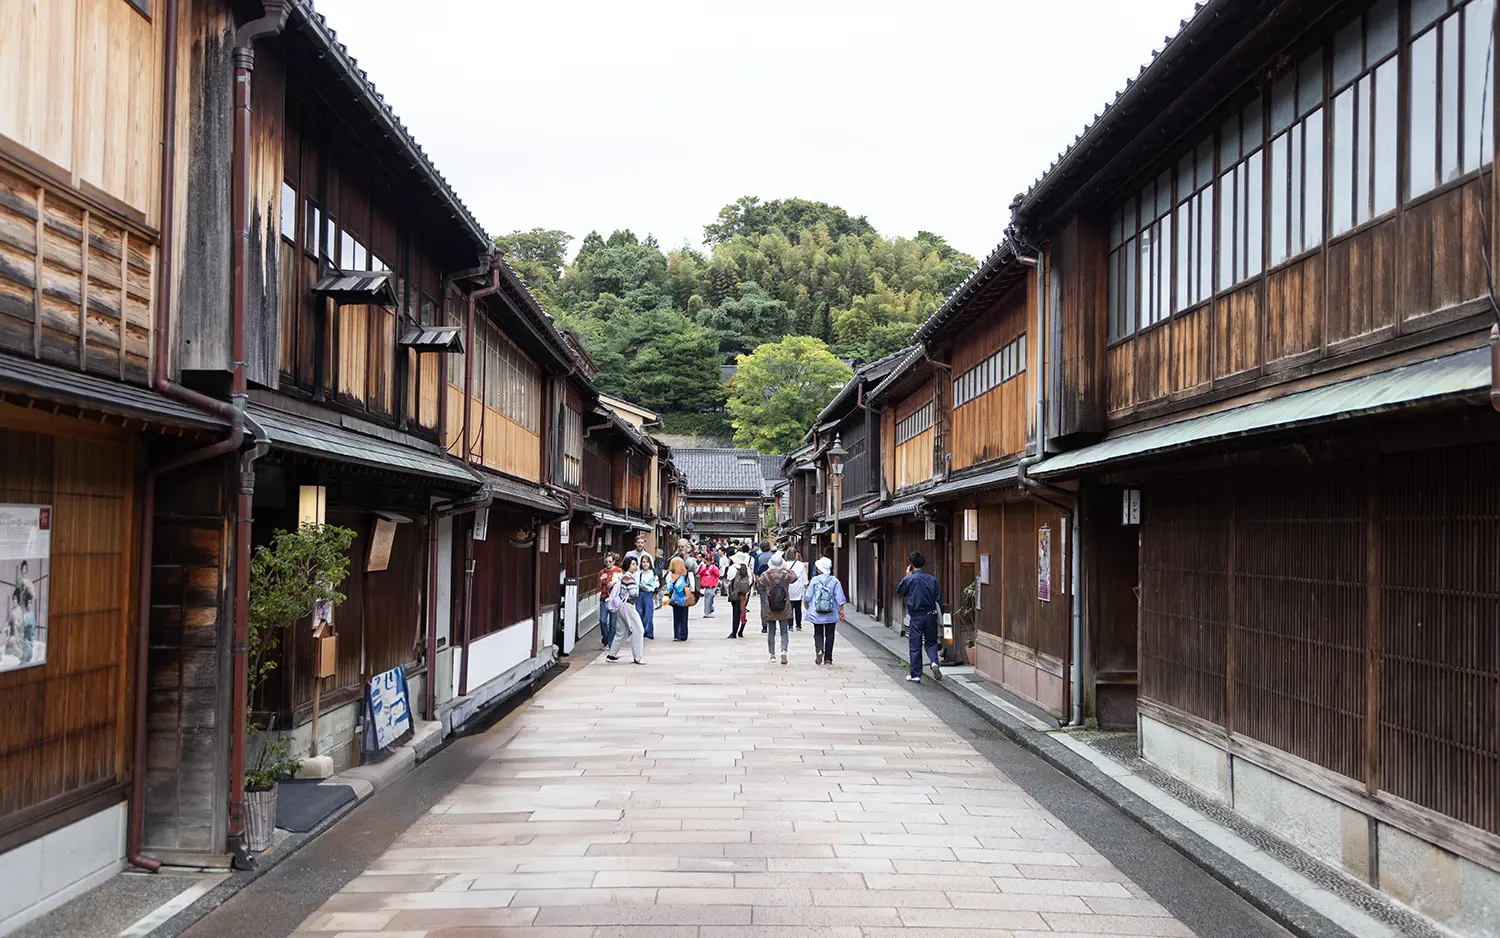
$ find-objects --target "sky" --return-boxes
[314,0,1199,262]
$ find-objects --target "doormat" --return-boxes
[275,780,357,832]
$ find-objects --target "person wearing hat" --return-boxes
[724,548,753,639]
[805,556,848,665]
[756,552,798,664]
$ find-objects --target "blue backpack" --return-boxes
[670,575,688,606]
[812,577,837,615]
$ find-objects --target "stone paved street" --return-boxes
[288,618,1198,938]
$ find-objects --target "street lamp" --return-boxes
[828,434,846,584]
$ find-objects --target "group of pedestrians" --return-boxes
[591,533,946,680]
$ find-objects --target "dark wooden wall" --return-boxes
[144,454,229,858]
[972,499,1069,661]
[949,283,1031,472]
[1139,443,1500,836]
[467,508,538,642]
[1049,218,1108,440]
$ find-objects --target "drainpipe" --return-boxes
[1014,243,1084,728]
[225,0,289,871]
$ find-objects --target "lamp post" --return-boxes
[828,434,846,585]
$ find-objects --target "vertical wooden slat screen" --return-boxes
[0,421,136,831]
[1139,443,1500,836]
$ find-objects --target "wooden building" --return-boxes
[673,449,771,545]
[1002,0,1500,930]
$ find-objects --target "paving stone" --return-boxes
[291,620,1194,936]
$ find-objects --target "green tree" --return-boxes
[696,281,789,357]
[728,336,852,453]
[495,228,572,313]
[831,274,942,361]
[593,307,726,416]
[704,196,876,245]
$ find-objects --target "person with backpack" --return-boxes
[666,554,695,641]
[724,549,753,639]
[805,556,848,665]
[698,557,721,617]
[756,553,797,665]
[897,550,944,682]
[787,550,809,632]
[606,555,646,664]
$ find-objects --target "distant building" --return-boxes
[673,449,774,543]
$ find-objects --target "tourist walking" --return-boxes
[606,556,646,664]
[724,549,753,639]
[666,554,695,641]
[757,553,797,664]
[753,540,772,576]
[636,552,659,640]
[897,551,943,682]
[806,557,847,665]
[787,550,809,632]
[699,558,720,617]
[597,552,621,649]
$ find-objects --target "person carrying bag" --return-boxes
[665,555,695,641]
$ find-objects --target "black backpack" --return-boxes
[766,572,790,614]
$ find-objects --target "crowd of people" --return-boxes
[592,534,868,667]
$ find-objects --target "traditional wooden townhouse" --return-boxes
[778,443,819,560]
[802,351,906,611]
[1005,0,1500,929]
[861,348,952,633]
[674,449,769,545]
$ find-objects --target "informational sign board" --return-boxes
[560,519,571,545]
[0,505,50,673]
[1122,489,1141,526]
[924,519,936,541]
[1037,525,1053,603]
[364,664,411,751]
[366,518,397,572]
[472,506,490,541]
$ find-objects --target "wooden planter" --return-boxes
[244,786,278,852]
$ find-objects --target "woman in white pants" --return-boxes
[607,555,646,664]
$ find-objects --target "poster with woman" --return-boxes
[0,505,51,672]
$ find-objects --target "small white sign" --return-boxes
[924,520,936,541]
[1122,489,1141,526]
[963,509,979,541]
[560,519,571,545]
[979,554,990,585]
[472,507,490,541]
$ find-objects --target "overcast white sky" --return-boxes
[315,0,1198,261]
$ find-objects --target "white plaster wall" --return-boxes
[284,698,360,771]
[0,802,125,935]
[435,516,453,648]
[1232,758,1348,868]
[1140,714,1229,802]
[452,622,534,699]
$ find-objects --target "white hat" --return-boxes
[769,553,785,568]
[816,557,833,574]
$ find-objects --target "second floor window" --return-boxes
[1330,2,1399,236]
[561,405,583,487]
[1408,0,1495,198]
[280,182,297,243]
[897,401,934,444]
[1268,51,1325,265]
[1218,100,1265,290]
[952,334,1027,407]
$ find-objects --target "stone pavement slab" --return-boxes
[286,613,1211,937]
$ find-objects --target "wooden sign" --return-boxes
[367,518,397,572]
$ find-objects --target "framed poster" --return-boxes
[1037,525,1052,603]
[0,505,51,673]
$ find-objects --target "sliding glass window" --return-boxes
[1408,0,1495,199]
[1218,100,1265,289]
[1330,0,1399,236]
[1268,51,1326,266]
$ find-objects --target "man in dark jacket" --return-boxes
[896,551,943,682]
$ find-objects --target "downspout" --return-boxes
[454,257,504,700]
[226,1,290,871]
[1014,243,1084,728]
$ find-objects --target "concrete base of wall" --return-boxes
[0,802,125,936]
[974,640,1065,717]
[1140,711,1500,938]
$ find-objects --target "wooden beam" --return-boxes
[79,209,89,370]
[119,231,129,380]
[33,187,44,358]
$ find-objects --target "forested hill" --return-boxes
[495,197,977,446]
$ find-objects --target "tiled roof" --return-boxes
[758,454,783,481]
[675,449,768,495]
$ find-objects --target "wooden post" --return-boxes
[79,209,90,369]
[33,187,44,357]
[119,231,129,380]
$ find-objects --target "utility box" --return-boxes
[313,621,338,679]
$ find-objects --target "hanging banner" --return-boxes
[1037,525,1053,603]
[0,505,50,673]
[363,664,412,752]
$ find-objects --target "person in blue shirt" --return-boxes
[896,551,943,682]
[805,557,847,665]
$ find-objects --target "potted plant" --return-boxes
[965,638,978,667]
[244,522,356,851]
[243,732,301,852]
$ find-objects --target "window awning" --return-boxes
[926,463,1019,500]
[864,495,926,522]
[399,324,464,353]
[312,271,396,305]
[483,473,564,514]
[0,356,231,432]
[597,510,651,532]
[1033,347,1490,478]
[811,522,833,535]
[248,403,480,488]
